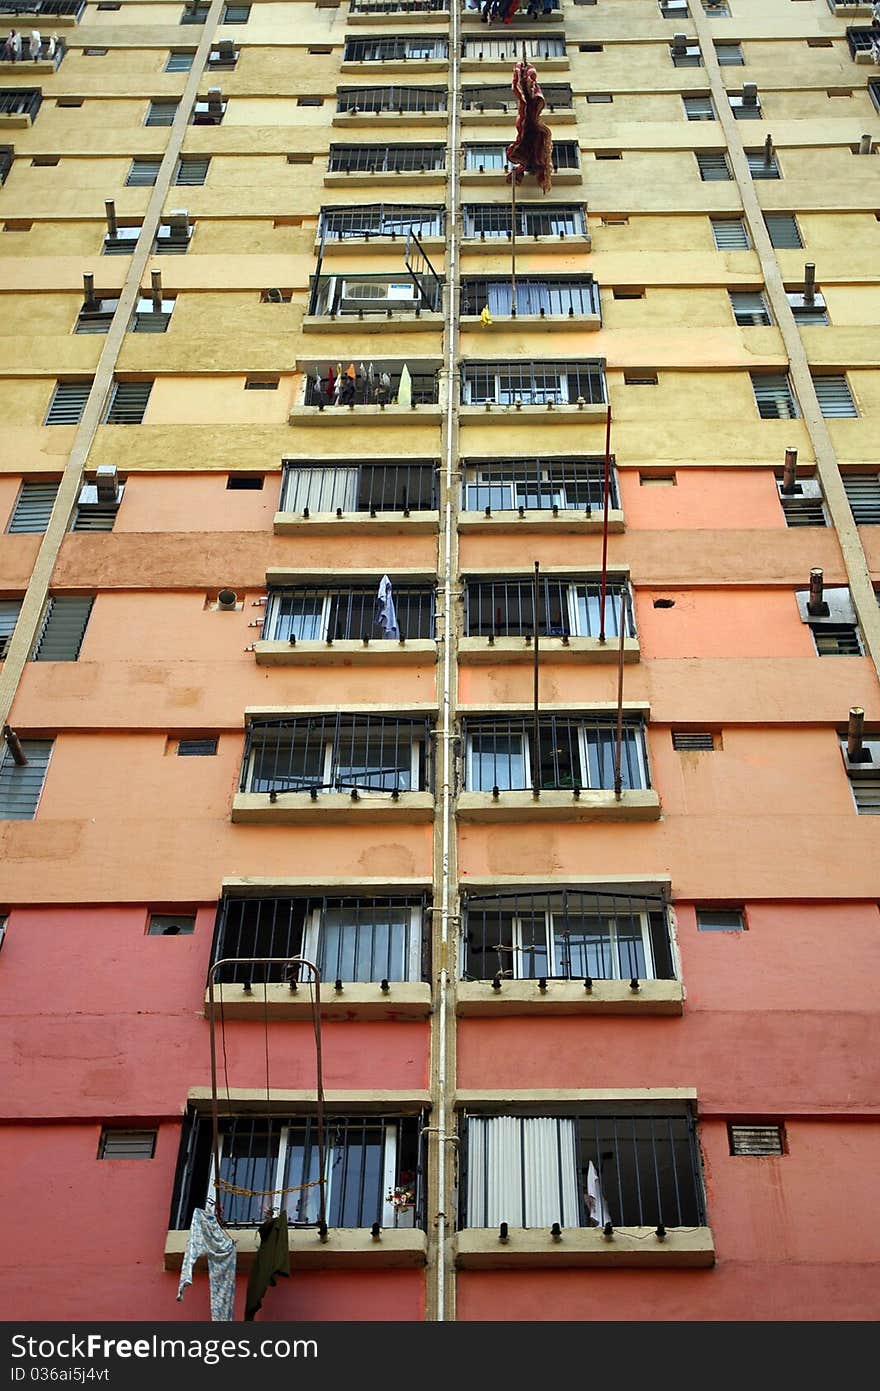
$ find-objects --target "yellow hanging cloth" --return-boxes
[480,305,494,327]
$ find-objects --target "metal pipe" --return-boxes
[782,447,798,494]
[104,199,117,237]
[532,560,540,793]
[764,132,773,166]
[613,588,627,798]
[82,272,97,310]
[803,262,816,304]
[599,402,612,642]
[150,269,162,313]
[847,707,865,761]
[859,133,872,155]
[807,566,825,615]
[3,724,27,765]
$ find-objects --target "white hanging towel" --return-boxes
[375,574,400,640]
[586,1160,611,1228]
[397,363,412,407]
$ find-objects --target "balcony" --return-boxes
[461,275,599,328]
[462,201,590,250]
[231,713,435,824]
[326,143,446,182]
[457,711,660,822]
[0,0,83,22]
[460,574,636,664]
[334,85,447,127]
[0,34,65,73]
[458,886,683,1015]
[0,86,41,127]
[275,458,439,535]
[458,455,623,535]
[461,0,563,24]
[304,271,442,332]
[292,358,443,424]
[462,139,580,183]
[348,0,450,25]
[254,577,436,666]
[846,27,880,62]
[456,1106,714,1268]
[342,36,449,70]
[0,142,10,184]
[460,358,606,418]
[461,81,574,124]
[318,203,444,247]
[461,33,567,67]
[206,890,432,1019]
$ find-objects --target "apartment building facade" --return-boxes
[0,0,879,1323]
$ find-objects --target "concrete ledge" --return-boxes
[0,112,32,129]
[348,9,451,24]
[316,235,445,257]
[461,107,575,125]
[289,405,443,425]
[461,57,568,73]
[231,790,435,824]
[332,111,447,128]
[458,636,639,665]
[204,981,432,1021]
[0,59,56,75]
[187,1087,432,1113]
[460,168,581,185]
[461,311,599,332]
[457,978,683,1017]
[254,638,436,666]
[274,509,439,536]
[456,789,661,823]
[341,59,449,75]
[460,234,591,254]
[458,508,624,535]
[458,401,603,421]
[165,1227,427,1272]
[302,312,444,334]
[324,170,446,187]
[454,1226,715,1269]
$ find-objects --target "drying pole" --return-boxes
[510,168,517,315]
[613,587,628,799]
[533,559,541,794]
[598,400,612,643]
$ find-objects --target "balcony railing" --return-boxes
[171,1109,425,1231]
[304,365,440,406]
[461,83,572,114]
[309,272,441,316]
[464,576,632,639]
[319,204,444,239]
[281,459,438,514]
[263,583,436,642]
[461,276,599,318]
[460,713,650,792]
[0,143,11,183]
[462,203,586,238]
[211,891,430,985]
[463,141,579,172]
[328,143,446,174]
[0,35,65,64]
[846,27,880,58]
[240,714,433,794]
[0,87,41,119]
[336,85,447,114]
[350,0,447,12]
[344,37,449,61]
[461,1109,706,1229]
[461,456,617,513]
[462,0,562,18]
[461,359,606,406]
[462,887,675,982]
[462,34,565,59]
[0,0,83,16]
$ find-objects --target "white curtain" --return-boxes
[283,467,358,514]
[467,1116,579,1227]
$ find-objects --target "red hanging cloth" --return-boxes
[505,58,554,194]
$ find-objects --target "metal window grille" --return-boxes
[672,731,715,750]
[683,95,715,120]
[349,0,448,10]
[461,713,649,792]
[75,297,118,334]
[0,0,84,14]
[336,86,447,114]
[843,473,880,524]
[846,27,876,57]
[780,493,826,527]
[166,51,195,72]
[462,1110,705,1229]
[711,217,749,248]
[146,100,180,127]
[148,912,196,935]
[32,596,93,661]
[175,156,209,185]
[319,204,444,239]
[180,1,210,22]
[0,738,52,819]
[73,502,119,532]
[98,1130,157,1160]
[0,89,42,121]
[462,886,674,982]
[45,381,91,424]
[281,460,437,513]
[461,456,616,512]
[852,781,880,813]
[812,374,857,418]
[132,296,175,333]
[0,600,21,659]
[222,2,251,20]
[461,83,572,113]
[0,146,11,187]
[327,144,445,174]
[343,37,449,61]
[104,380,153,424]
[729,291,771,326]
[211,891,430,985]
[304,366,438,406]
[177,738,218,756]
[462,35,565,60]
[764,213,803,248]
[751,372,798,419]
[696,151,730,180]
[746,149,780,179]
[659,0,688,15]
[464,576,633,639]
[104,226,140,255]
[461,359,605,405]
[264,583,435,642]
[729,1125,783,1156]
[812,623,862,655]
[789,296,829,325]
[461,276,599,318]
[8,480,59,532]
[463,141,579,172]
[871,80,880,115]
[730,94,761,119]
[715,43,744,64]
[696,908,744,931]
[126,158,161,187]
[240,714,432,794]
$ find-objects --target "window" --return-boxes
[710,217,749,248]
[671,41,701,67]
[297,96,324,107]
[715,43,744,65]
[240,715,431,795]
[180,2,210,23]
[245,376,279,390]
[594,151,622,161]
[672,731,716,751]
[104,380,153,424]
[56,98,83,109]
[846,732,880,813]
[463,203,586,238]
[778,478,826,527]
[192,94,226,124]
[812,374,857,418]
[696,907,744,931]
[343,37,446,61]
[208,41,239,69]
[2,221,33,232]
[461,457,616,513]
[31,156,59,167]
[126,158,161,187]
[746,148,780,179]
[264,583,435,643]
[585,93,613,103]
[696,151,731,180]
[578,43,603,52]
[84,48,108,57]
[702,0,730,13]
[226,474,264,490]
[104,224,140,256]
[612,288,644,300]
[659,0,688,15]
[0,600,21,660]
[623,370,657,385]
[729,1125,784,1157]
[729,290,771,326]
[73,476,124,532]
[320,205,441,242]
[729,91,761,119]
[148,912,196,936]
[462,713,648,793]
[146,100,179,127]
[640,473,676,486]
[813,624,862,656]
[132,295,175,334]
[843,473,880,524]
[683,94,715,121]
[222,2,251,20]
[7,481,59,533]
[75,296,118,334]
[0,738,53,820]
[166,51,195,72]
[260,289,292,303]
[177,738,218,756]
[280,459,437,515]
[601,216,628,226]
[337,87,444,114]
[32,596,93,662]
[98,1130,157,1160]
[787,291,828,325]
[751,372,798,419]
[764,213,803,248]
[45,381,91,425]
[461,359,605,406]
[174,156,209,185]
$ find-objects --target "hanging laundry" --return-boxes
[375,575,400,639]
[480,305,494,327]
[338,372,356,406]
[585,1161,611,1229]
[325,364,335,399]
[397,363,413,407]
[177,1208,237,1323]
[245,1210,290,1321]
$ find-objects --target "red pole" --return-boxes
[598,400,612,643]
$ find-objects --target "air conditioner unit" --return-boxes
[341,280,418,304]
[164,209,191,240]
[95,464,119,502]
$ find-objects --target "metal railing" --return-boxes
[462,203,586,238]
[309,272,442,316]
[171,1109,425,1231]
[462,887,675,982]
[263,583,436,642]
[319,204,444,239]
[240,714,433,794]
[462,0,562,17]
[461,456,617,513]
[464,577,632,638]
[0,0,83,16]
[0,86,41,119]
[0,144,10,183]
[460,713,649,792]
[461,359,606,406]
[462,35,566,59]
[328,144,445,174]
[461,1110,706,1229]
[344,37,449,61]
[463,141,579,171]
[350,0,447,12]
[461,83,571,113]
[461,276,599,318]
[304,366,439,406]
[336,85,447,114]
[1,35,65,64]
[211,892,430,985]
[846,27,878,57]
[281,460,438,513]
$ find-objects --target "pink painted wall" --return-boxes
[618,467,787,531]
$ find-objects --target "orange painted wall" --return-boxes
[617,467,788,531]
